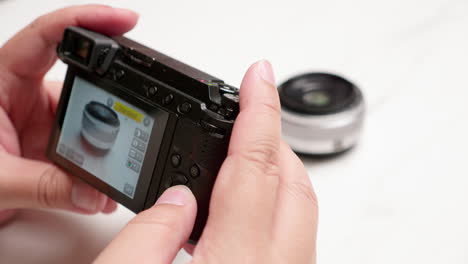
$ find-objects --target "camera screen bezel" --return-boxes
[47,67,170,212]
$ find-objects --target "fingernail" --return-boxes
[71,181,100,212]
[155,186,191,206]
[257,60,276,86]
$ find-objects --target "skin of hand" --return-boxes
[95,60,318,264]
[0,5,139,222]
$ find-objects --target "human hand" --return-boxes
[0,5,139,223]
[95,61,318,263]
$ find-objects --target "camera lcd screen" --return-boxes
[56,77,156,198]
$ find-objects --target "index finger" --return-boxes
[0,4,138,80]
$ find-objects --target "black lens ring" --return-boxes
[278,73,361,115]
[85,101,120,127]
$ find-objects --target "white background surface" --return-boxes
[1,0,468,263]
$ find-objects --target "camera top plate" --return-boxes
[58,27,239,124]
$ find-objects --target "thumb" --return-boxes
[95,185,197,264]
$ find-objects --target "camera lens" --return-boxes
[81,101,120,151]
[302,90,330,107]
[278,73,357,115]
[279,72,365,156]
[85,101,120,127]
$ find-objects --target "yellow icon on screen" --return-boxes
[113,101,143,123]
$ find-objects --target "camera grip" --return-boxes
[157,117,230,242]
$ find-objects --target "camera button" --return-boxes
[113,69,125,80]
[171,154,181,167]
[163,94,174,105]
[178,102,192,114]
[147,86,158,96]
[172,173,188,185]
[189,165,200,178]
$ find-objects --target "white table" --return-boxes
[1,0,468,263]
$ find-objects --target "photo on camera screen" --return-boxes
[57,77,155,198]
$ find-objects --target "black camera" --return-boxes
[47,27,239,242]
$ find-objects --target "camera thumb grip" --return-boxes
[94,185,197,264]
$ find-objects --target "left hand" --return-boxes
[0,5,139,222]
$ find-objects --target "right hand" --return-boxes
[95,61,318,264]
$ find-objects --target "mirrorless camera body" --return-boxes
[47,27,239,242]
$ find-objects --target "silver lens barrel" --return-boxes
[279,73,365,156]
